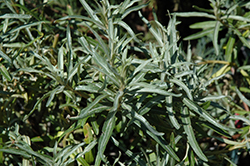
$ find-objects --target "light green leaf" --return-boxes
[0,13,31,19]
[0,148,31,159]
[189,21,217,29]
[85,23,110,57]
[79,0,102,24]
[75,84,99,93]
[225,36,235,62]
[122,2,148,19]
[133,59,152,76]
[97,91,123,163]
[235,87,250,107]
[201,95,227,101]
[5,21,47,35]
[75,140,97,159]
[174,70,193,78]
[0,64,11,81]
[58,46,65,71]
[166,95,180,130]
[60,142,86,163]
[58,15,105,29]
[67,24,73,78]
[221,15,250,22]
[137,88,182,97]
[203,74,225,87]
[238,65,250,71]
[184,28,214,40]
[16,144,53,164]
[139,11,163,46]
[67,56,91,82]
[181,107,208,162]
[78,36,93,54]
[0,50,12,63]
[170,78,193,100]
[213,21,220,56]
[174,12,216,19]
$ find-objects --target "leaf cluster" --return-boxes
[0,0,249,165]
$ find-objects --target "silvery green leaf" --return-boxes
[181,107,208,162]
[235,87,250,107]
[166,95,180,130]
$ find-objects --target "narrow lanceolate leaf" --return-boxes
[225,36,235,62]
[111,136,146,166]
[201,121,231,138]
[213,21,220,56]
[133,111,164,136]
[221,15,250,22]
[181,107,208,162]
[137,88,182,97]
[0,14,31,19]
[0,148,31,159]
[133,59,152,76]
[60,142,86,163]
[138,95,165,115]
[114,21,140,43]
[122,103,180,162]
[46,86,64,107]
[0,64,11,81]
[70,94,109,120]
[5,21,46,34]
[234,28,250,49]
[183,98,237,132]
[121,2,148,19]
[85,23,109,56]
[170,78,193,100]
[0,50,11,63]
[166,96,180,130]
[67,24,73,78]
[201,95,227,101]
[235,87,250,107]
[174,12,216,19]
[97,91,123,163]
[79,0,102,24]
[184,28,214,40]
[58,46,65,71]
[23,92,51,121]
[67,55,91,81]
[58,15,105,29]
[139,11,163,46]
[189,21,217,29]
[203,74,225,87]
[16,144,53,164]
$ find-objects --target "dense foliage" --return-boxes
[0,0,250,165]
